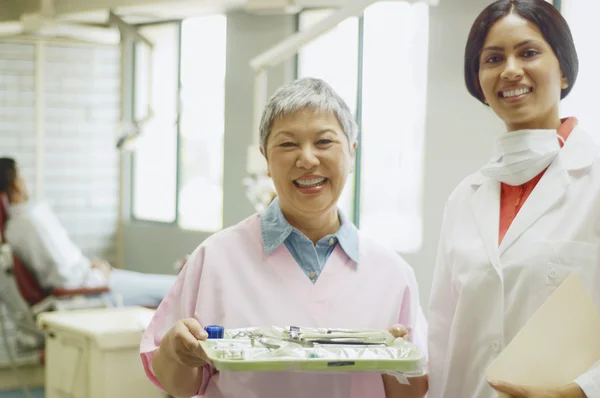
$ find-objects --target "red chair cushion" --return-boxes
[53,286,110,296]
[1,193,48,305]
[12,255,48,305]
[0,193,8,242]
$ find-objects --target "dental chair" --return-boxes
[0,193,125,398]
[0,193,114,359]
[0,193,112,313]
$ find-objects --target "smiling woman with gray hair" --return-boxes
[140,77,428,398]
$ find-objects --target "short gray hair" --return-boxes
[259,77,358,150]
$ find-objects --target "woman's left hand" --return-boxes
[488,380,587,397]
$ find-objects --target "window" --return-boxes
[178,16,227,231]
[132,23,179,223]
[297,2,429,252]
[131,16,227,231]
[359,2,428,251]
[297,9,359,219]
[560,0,600,142]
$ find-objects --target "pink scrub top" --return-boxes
[140,213,427,398]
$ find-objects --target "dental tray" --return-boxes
[198,326,426,374]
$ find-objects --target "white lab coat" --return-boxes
[428,127,600,398]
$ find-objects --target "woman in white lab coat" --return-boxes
[427,0,600,397]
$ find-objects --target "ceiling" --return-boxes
[2,0,248,25]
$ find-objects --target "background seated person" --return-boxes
[0,157,176,308]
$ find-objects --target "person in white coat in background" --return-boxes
[427,0,600,397]
[0,157,177,308]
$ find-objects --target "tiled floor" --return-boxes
[0,389,44,398]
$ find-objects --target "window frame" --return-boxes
[129,20,183,226]
[129,17,228,229]
[353,14,364,227]
[295,8,365,226]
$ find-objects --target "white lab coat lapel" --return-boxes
[484,127,596,259]
[470,177,503,275]
[498,164,569,256]
[499,127,598,255]
[469,127,597,273]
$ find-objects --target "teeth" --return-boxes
[295,177,326,187]
[503,87,530,98]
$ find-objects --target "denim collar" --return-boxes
[259,198,359,263]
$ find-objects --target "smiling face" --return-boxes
[478,13,569,131]
[262,107,355,221]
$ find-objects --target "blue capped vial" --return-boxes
[204,325,224,339]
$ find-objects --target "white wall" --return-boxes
[560,0,600,142]
[0,41,120,369]
[44,45,121,262]
[0,44,37,198]
[401,0,503,308]
[0,42,121,262]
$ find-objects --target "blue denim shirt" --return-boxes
[260,198,359,283]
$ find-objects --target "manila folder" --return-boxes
[486,273,600,389]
